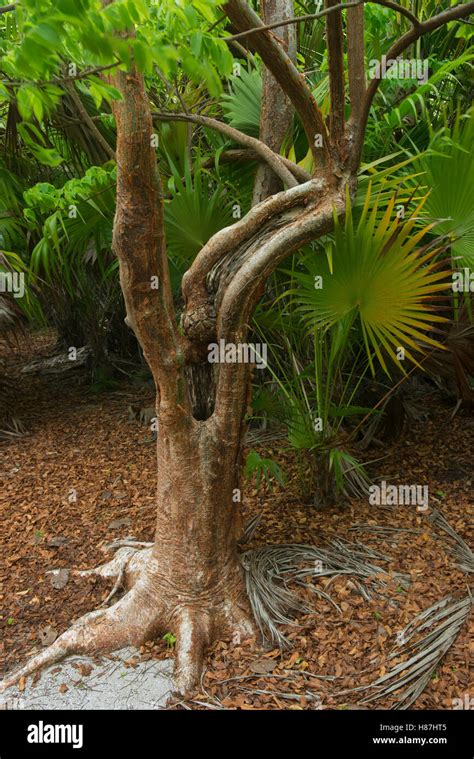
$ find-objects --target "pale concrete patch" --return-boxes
[1,649,174,710]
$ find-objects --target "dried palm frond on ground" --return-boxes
[240,532,471,709]
[337,595,472,710]
[0,407,26,440]
[21,346,92,376]
[245,428,287,446]
[349,524,423,539]
[429,509,474,574]
[0,291,25,340]
[242,540,409,647]
[350,510,474,574]
[0,379,27,438]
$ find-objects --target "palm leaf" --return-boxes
[285,184,451,375]
[221,67,261,138]
[417,112,474,267]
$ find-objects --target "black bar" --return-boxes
[0,708,471,757]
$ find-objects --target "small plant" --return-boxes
[244,449,285,491]
[162,632,176,650]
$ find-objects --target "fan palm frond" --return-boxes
[286,185,451,375]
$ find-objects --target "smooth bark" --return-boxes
[252,0,297,204]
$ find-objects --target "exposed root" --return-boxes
[101,561,127,606]
[74,545,153,591]
[0,572,163,693]
[104,539,154,551]
[174,608,211,696]
[0,608,106,692]
[2,544,259,697]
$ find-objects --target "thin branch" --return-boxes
[1,61,121,88]
[0,3,16,14]
[222,0,420,41]
[63,78,115,160]
[223,0,330,167]
[225,37,257,62]
[374,0,420,27]
[152,110,299,188]
[352,0,474,169]
[223,0,362,39]
[214,190,341,416]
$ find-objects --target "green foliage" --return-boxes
[417,112,474,268]
[0,166,26,250]
[252,309,373,505]
[19,164,126,366]
[164,158,233,285]
[251,175,457,504]
[244,449,285,491]
[0,0,232,111]
[221,67,261,138]
[26,164,116,285]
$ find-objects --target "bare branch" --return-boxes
[214,190,343,416]
[0,4,16,14]
[152,110,299,189]
[222,0,420,40]
[222,0,363,39]
[63,78,115,160]
[351,0,474,169]
[182,180,320,337]
[223,0,331,167]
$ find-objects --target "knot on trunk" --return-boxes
[181,302,216,343]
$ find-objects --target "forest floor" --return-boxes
[0,330,472,710]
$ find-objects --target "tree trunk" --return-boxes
[252,0,296,205]
[149,403,254,692]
